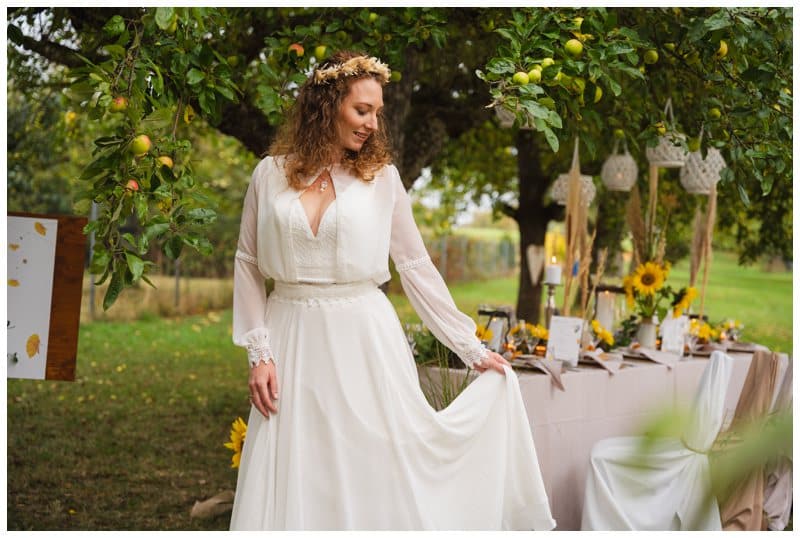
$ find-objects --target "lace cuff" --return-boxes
[395,254,432,273]
[235,249,258,265]
[460,341,490,370]
[236,328,275,368]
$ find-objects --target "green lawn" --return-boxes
[6,250,792,530]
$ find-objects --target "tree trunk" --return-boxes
[513,130,563,323]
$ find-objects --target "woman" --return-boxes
[229,51,554,531]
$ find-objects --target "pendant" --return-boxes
[320,179,329,191]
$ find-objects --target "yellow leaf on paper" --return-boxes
[8,279,20,287]
[34,222,47,236]
[26,334,41,358]
[9,244,20,250]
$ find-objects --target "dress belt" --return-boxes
[272,280,378,299]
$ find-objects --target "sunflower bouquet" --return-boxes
[505,321,548,357]
[589,319,615,351]
[690,318,720,344]
[623,261,696,322]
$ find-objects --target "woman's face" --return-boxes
[335,77,384,154]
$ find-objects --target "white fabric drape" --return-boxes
[581,351,734,530]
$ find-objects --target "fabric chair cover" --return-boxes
[719,350,780,531]
[581,351,733,530]
[763,357,792,531]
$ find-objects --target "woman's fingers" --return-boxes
[249,362,279,418]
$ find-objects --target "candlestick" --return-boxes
[544,256,562,285]
[544,283,558,329]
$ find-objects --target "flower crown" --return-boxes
[312,56,391,85]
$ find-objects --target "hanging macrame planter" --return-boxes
[646,98,688,168]
[600,139,637,191]
[552,172,596,206]
[680,127,726,195]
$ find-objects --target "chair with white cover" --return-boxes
[581,351,734,530]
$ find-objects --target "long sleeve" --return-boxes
[232,168,273,368]
[388,166,489,369]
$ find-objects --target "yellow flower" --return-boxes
[623,275,635,308]
[224,417,247,468]
[530,324,549,340]
[673,287,698,317]
[632,261,666,296]
[475,326,494,342]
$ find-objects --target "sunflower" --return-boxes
[475,326,494,342]
[672,286,698,317]
[632,261,666,296]
[224,417,247,468]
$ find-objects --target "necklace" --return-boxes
[319,178,329,192]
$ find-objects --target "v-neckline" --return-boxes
[298,197,336,239]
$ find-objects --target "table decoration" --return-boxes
[512,355,565,391]
[504,320,548,359]
[545,315,583,367]
[580,348,624,374]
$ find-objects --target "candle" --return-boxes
[595,291,614,332]
[544,256,562,285]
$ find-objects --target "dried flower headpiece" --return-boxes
[312,56,391,85]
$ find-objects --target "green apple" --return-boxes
[527,67,542,83]
[288,43,304,57]
[512,71,530,85]
[368,12,379,23]
[565,39,584,59]
[541,57,555,68]
[390,70,402,82]
[687,137,701,152]
[654,121,667,135]
[65,111,77,125]
[593,85,603,103]
[125,179,140,192]
[157,155,174,169]
[613,128,625,139]
[314,45,327,61]
[110,96,128,113]
[664,42,676,51]
[644,49,659,64]
[131,134,152,157]
[226,55,239,67]
[573,17,584,30]
[708,107,722,119]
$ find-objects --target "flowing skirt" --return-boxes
[229,281,554,530]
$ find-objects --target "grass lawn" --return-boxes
[6,250,791,530]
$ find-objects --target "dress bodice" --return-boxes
[288,197,338,284]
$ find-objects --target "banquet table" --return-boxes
[420,348,789,530]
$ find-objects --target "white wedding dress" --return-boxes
[228,156,554,530]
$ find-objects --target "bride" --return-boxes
[229,50,554,531]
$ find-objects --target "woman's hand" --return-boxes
[472,350,511,375]
[249,359,279,418]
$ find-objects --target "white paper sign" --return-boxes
[660,315,689,355]
[7,217,59,380]
[545,315,584,367]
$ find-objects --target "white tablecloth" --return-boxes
[515,351,789,530]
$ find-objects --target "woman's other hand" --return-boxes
[472,350,511,375]
[249,359,279,418]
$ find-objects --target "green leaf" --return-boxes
[704,10,732,31]
[144,222,170,240]
[7,24,24,44]
[187,68,206,85]
[737,183,751,206]
[607,76,621,96]
[103,15,125,36]
[103,268,124,310]
[187,207,217,224]
[487,58,517,75]
[89,246,111,274]
[125,252,145,282]
[164,235,183,259]
[216,85,236,101]
[101,44,126,58]
[155,7,176,30]
[541,125,559,153]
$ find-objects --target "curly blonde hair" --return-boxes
[268,51,393,189]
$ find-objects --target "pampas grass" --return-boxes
[626,184,647,266]
[699,183,718,316]
[689,204,707,286]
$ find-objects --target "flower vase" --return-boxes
[636,320,658,349]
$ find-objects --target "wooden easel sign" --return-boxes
[7,212,87,381]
